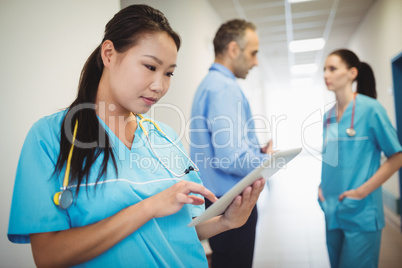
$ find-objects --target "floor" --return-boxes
[251,154,402,268]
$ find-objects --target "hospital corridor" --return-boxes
[251,153,402,268]
[2,1,402,267]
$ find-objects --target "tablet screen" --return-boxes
[188,147,302,227]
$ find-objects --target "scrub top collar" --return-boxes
[96,114,146,152]
[210,63,236,80]
[326,94,357,125]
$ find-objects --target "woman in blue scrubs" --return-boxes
[319,49,402,268]
[7,5,265,267]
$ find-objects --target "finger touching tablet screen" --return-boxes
[188,147,302,227]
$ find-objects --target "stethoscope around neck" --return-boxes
[53,115,199,210]
[326,93,357,138]
[53,119,78,210]
[136,114,199,177]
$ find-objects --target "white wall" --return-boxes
[348,0,402,199]
[0,0,120,266]
[121,0,223,150]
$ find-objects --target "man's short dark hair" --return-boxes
[213,19,256,57]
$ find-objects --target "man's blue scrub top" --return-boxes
[321,94,402,231]
[190,63,269,197]
[8,111,208,268]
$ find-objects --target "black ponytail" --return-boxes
[55,44,117,195]
[356,62,377,99]
[329,49,377,99]
[54,5,181,194]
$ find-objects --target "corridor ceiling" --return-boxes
[207,0,376,89]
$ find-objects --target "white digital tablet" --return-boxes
[188,147,302,227]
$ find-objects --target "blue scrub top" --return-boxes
[320,94,402,231]
[8,110,208,267]
[190,63,269,197]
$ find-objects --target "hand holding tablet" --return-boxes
[188,147,302,227]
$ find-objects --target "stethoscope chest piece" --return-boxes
[54,119,78,209]
[54,189,73,210]
[346,128,356,137]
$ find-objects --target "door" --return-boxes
[392,51,402,229]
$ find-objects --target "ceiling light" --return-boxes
[288,0,314,3]
[291,63,318,75]
[289,38,325,53]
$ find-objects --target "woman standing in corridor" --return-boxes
[319,49,402,268]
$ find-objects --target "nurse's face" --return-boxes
[103,32,178,115]
[323,55,356,92]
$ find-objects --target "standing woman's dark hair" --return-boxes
[55,4,181,194]
[329,49,377,99]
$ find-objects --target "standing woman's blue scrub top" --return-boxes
[320,94,402,231]
[8,110,208,268]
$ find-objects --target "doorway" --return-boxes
[391,51,402,229]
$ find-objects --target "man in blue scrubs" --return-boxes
[190,19,272,268]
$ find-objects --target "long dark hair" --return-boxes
[55,4,181,194]
[329,49,377,99]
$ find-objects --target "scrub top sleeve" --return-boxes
[370,104,402,157]
[8,119,71,243]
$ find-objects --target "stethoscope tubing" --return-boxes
[54,114,199,209]
[325,93,357,137]
[54,119,78,209]
[137,114,199,177]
